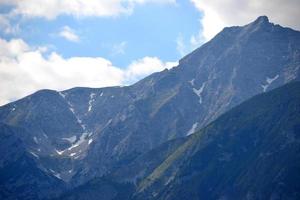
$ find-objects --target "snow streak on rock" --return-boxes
[88,92,96,112]
[192,82,206,104]
[261,75,279,92]
[187,122,198,136]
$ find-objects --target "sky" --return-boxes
[0,0,300,105]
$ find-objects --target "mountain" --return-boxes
[64,81,300,200]
[58,177,134,200]
[0,123,65,200]
[0,16,300,197]
[131,81,300,200]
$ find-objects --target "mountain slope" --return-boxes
[0,123,65,200]
[132,81,300,200]
[58,177,134,200]
[0,16,300,187]
[60,81,300,200]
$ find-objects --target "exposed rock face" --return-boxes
[0,16,300,196]
[59,81,300,200]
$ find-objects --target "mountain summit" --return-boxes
[253,15,269,24]
[0,16,300,199]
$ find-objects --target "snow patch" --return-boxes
[59,91,87,132]
[261,84,268,92]
[70,107,75,113]
[187,122,198,136]
[267,75,279,84]
[78,132,89,145]
[88,92,96,112]
[62,136,77,143]
[68,132,89,151]
[261,75,279,92]
[189,79,195,86]
[107,119,113,125]
[164,175,175,186]
[192,82,206,104]
[53,173,62,180]
[33,136,38,143]
[70,153,76,157]
[11,107,16,112]
[100,92,103,96]
[74,155,81,159]
[68,143,79,151]
[88,139,93,145]
[58,91,66,98]
[29,151,39,158]
[55,149,64,155]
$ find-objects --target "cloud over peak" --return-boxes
[0,38,177,105]
[191,0,300,41]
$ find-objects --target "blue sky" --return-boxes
[0,0,299,105]
[0,1,202,67]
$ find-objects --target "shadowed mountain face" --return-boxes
[0,123,65,200]
[59,81,300,200]
[0,16,300,197]
[129,81,300,200]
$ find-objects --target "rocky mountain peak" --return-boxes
[244,15,273,32]
[253,15,270,24]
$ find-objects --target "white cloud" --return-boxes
[124,57,178,84]
[176,31,204,57]
[0,15,20,35]
[111,41,127,56]
[0,0,176,20]
[176,34,188,57]
[0,38,178,105]
[59,26,80,42]
[190,0,300,41]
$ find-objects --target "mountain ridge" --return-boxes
[60,81,300,200]
[0,16,300,198]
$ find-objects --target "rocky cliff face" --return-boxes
[0,16,299,195]
[59,81,300,200]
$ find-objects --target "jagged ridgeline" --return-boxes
[0,16,300,199]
